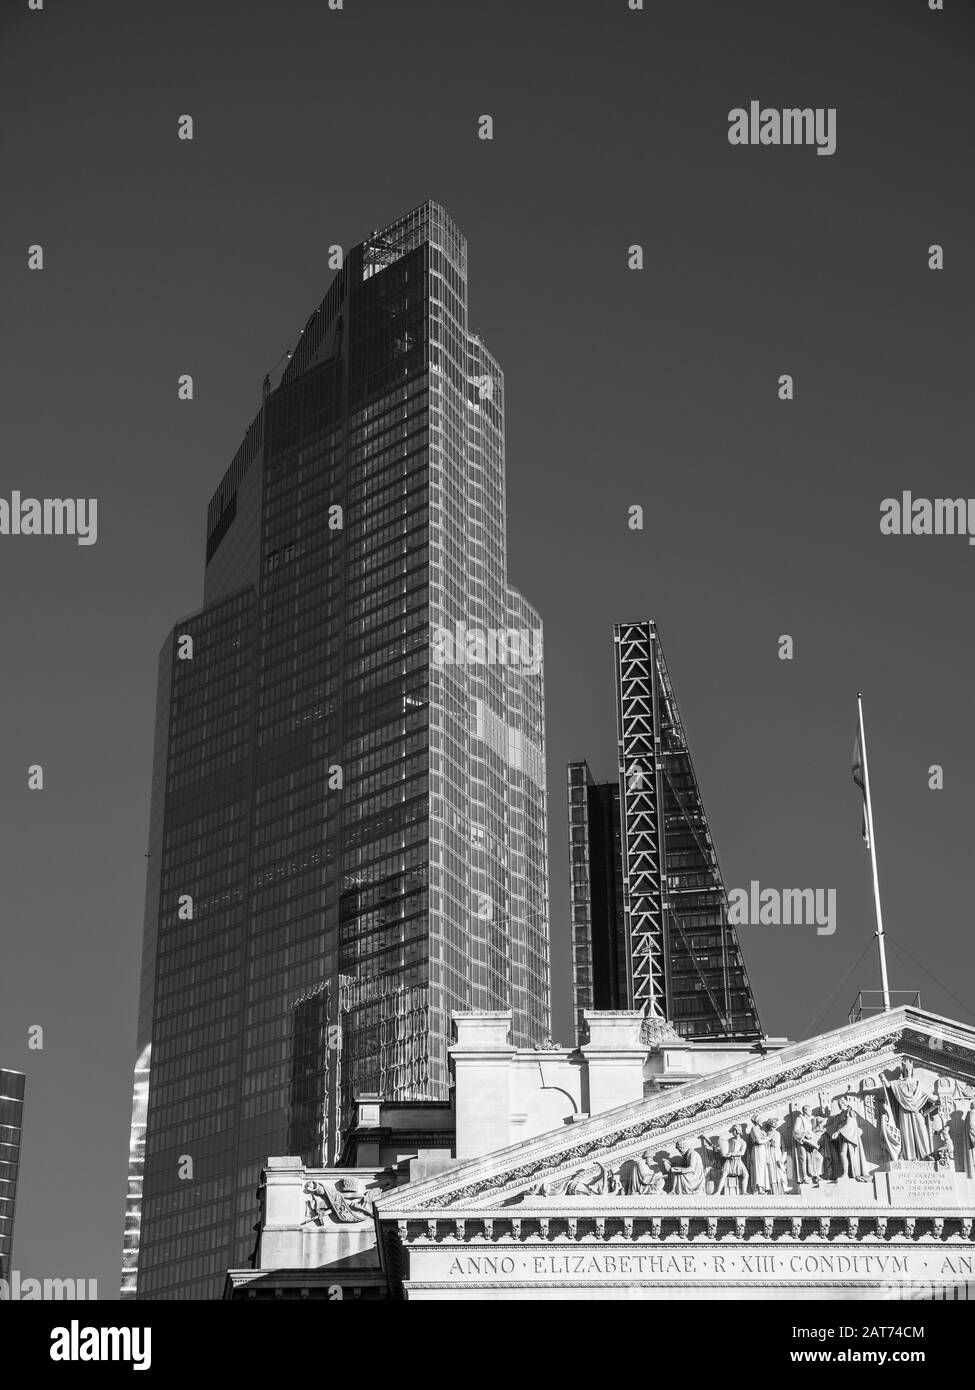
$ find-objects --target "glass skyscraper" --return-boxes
[121,202,550,1300]
[0,1069,25,1285]
[569,621,761,1044]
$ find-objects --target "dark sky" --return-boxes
[2,0,973,1298]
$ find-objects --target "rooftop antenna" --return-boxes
[853,693,891,1011]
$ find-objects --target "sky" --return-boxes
[2,0,974,1297]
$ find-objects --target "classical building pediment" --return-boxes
[378,1008,975,1218]
[231,1008,975,1300]
[366,1008,975,1299]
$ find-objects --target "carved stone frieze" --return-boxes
[378,1015,975,1219]
[416,1029,912,1209]
[301,1177,386,1226]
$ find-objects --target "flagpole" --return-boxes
[857,692,891,1012]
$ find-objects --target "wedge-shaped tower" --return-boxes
[569,621,761,1043]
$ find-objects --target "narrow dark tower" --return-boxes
[569,621,761,1044]
[121,203,550,1299]
[0,1069,25,1286]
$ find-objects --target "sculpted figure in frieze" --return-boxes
[764,1118,789,1194]
[883,1058,936,1160]
[529,1173,568,1198]
[566,1161,625,1196]
[931,1113,955,1170]
[832,1100,870,1182]
[703,1134,724,1195]
[817,1099,844,1180]
[712,1125,748,1197]
[967,1105,975,1178]
[791,1105,826,1187]
[565,1166,603,1196]
[746,1114,772,1194]
[621,1150,666,1195]
[662,1137,706,1196]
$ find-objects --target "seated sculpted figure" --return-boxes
[622,1149,665,1195]
[663,1137,705,1195]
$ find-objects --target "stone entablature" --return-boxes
[390,1236,974,1302]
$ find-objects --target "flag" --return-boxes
[852,722,870,849]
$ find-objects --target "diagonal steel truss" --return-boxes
[615,620,669,1018]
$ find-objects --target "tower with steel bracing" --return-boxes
[568,621,762,1044]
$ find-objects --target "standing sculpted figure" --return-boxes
[746,1115,771,1194]
[764,1118,788,1194]
[833,1100,869,1181]
[713,1125,748,1197]
[887,1059,935,1160]
[792,1106,825,1186]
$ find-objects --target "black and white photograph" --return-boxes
[2,0,974,1363]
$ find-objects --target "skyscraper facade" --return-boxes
[569,621,761,1044]
[0,1069,25,1285]
[123,202,550,1299]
